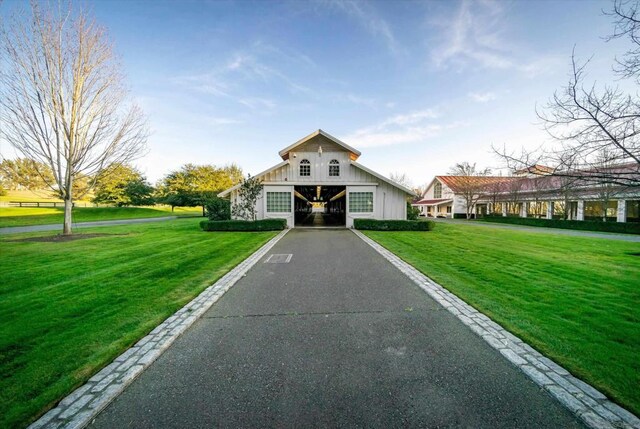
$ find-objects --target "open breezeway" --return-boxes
[89,229,583,428]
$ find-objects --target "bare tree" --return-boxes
[412,182,428,199]
[485,179,504,215]
[389,172,413,189]
[538,53,640,177]
[494,1,640,189]
[506,179,524,216]
[0,2,148,234]
[591,149,622,221]
[606,0,640,82]
[554,174,581,220]
[448,162,491,219]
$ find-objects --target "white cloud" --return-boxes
[468,91,497,103]
[324,0,403,55]
[346,125,444,148]
[431,0,559,76]
[172,74,232,97]
[381,109,439,127]
[208,117,243,126]
[238,97,276,110]
[432,0,510,69]
[343,108,462,148]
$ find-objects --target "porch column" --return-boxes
[502,204,507,217]
[520,202,528,218]
[546,202,554,219]
[577,200,585,221]
[617,200,627,223]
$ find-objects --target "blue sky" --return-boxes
[2,0,630,187]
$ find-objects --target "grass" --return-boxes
[0,189,86,203]
[0,218,278,428]
[363,223,640,415]
[0,206,202,228]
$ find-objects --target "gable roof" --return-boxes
[352,161,417,196]
[278,129,361,161]
[218,160,290,197]
[414,198,452,206]
[513,164,555,176]
[436,176,518,193]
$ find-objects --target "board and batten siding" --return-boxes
[262,151,370,184]
[227,133,412,227]
[263,185,294,227]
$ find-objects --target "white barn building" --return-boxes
[415,168,640,222]
[219,130,416,228]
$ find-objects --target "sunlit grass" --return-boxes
[364,223,640,415]
[0,206,202,227]
[0,218,277,427]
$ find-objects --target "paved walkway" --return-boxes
[434,218,640,242]
[90,229,583,428]
[0,216,179,235]
[297,212,345,227]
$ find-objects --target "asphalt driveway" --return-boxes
[90,229,584,428]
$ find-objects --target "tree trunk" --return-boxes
[63,196,73,235]
[202,205,205,217]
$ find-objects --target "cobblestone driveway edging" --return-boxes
[29,229,290,429]
[352,229,640,429]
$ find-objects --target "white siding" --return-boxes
[423,178,455,200]
[346,185,376,227]
[345,168,409,227]
[229,135,411,227]
[263,185,294,227]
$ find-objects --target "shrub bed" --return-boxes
[354,219,435,231]
[200,218,287,231]
[481,215,640,234]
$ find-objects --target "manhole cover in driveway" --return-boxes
[264,254,293,263]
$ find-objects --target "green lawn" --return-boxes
[0,206,202,227]
[363,223,640,415]
[0,218,277,428]
[0,189,90,203]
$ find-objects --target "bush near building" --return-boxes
[481,215,640,234]
[354,219,435,231]
[200,218,287,231]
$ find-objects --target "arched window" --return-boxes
[434,182,442,199]
[299,159,311,176]
[329,159,340,177]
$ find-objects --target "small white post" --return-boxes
[546,202,554,219]
[502,204,507,217]
[577,200,585,221]
[520,202,528,218]
[617,200,627,223]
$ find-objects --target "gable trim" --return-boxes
[218,160,290,197]
[278,129,362,160]
[350,161,417,196]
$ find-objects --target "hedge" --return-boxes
[200,218,287,231]
[480,216,640,235]
[354,219,435,231]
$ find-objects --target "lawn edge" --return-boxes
[352,229,640,429]
[0,216,180,235]
[28,228,290,429]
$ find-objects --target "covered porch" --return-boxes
[414,198,453,218]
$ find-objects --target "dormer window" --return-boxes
[299,159,311,176]
[329,159,340,177]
